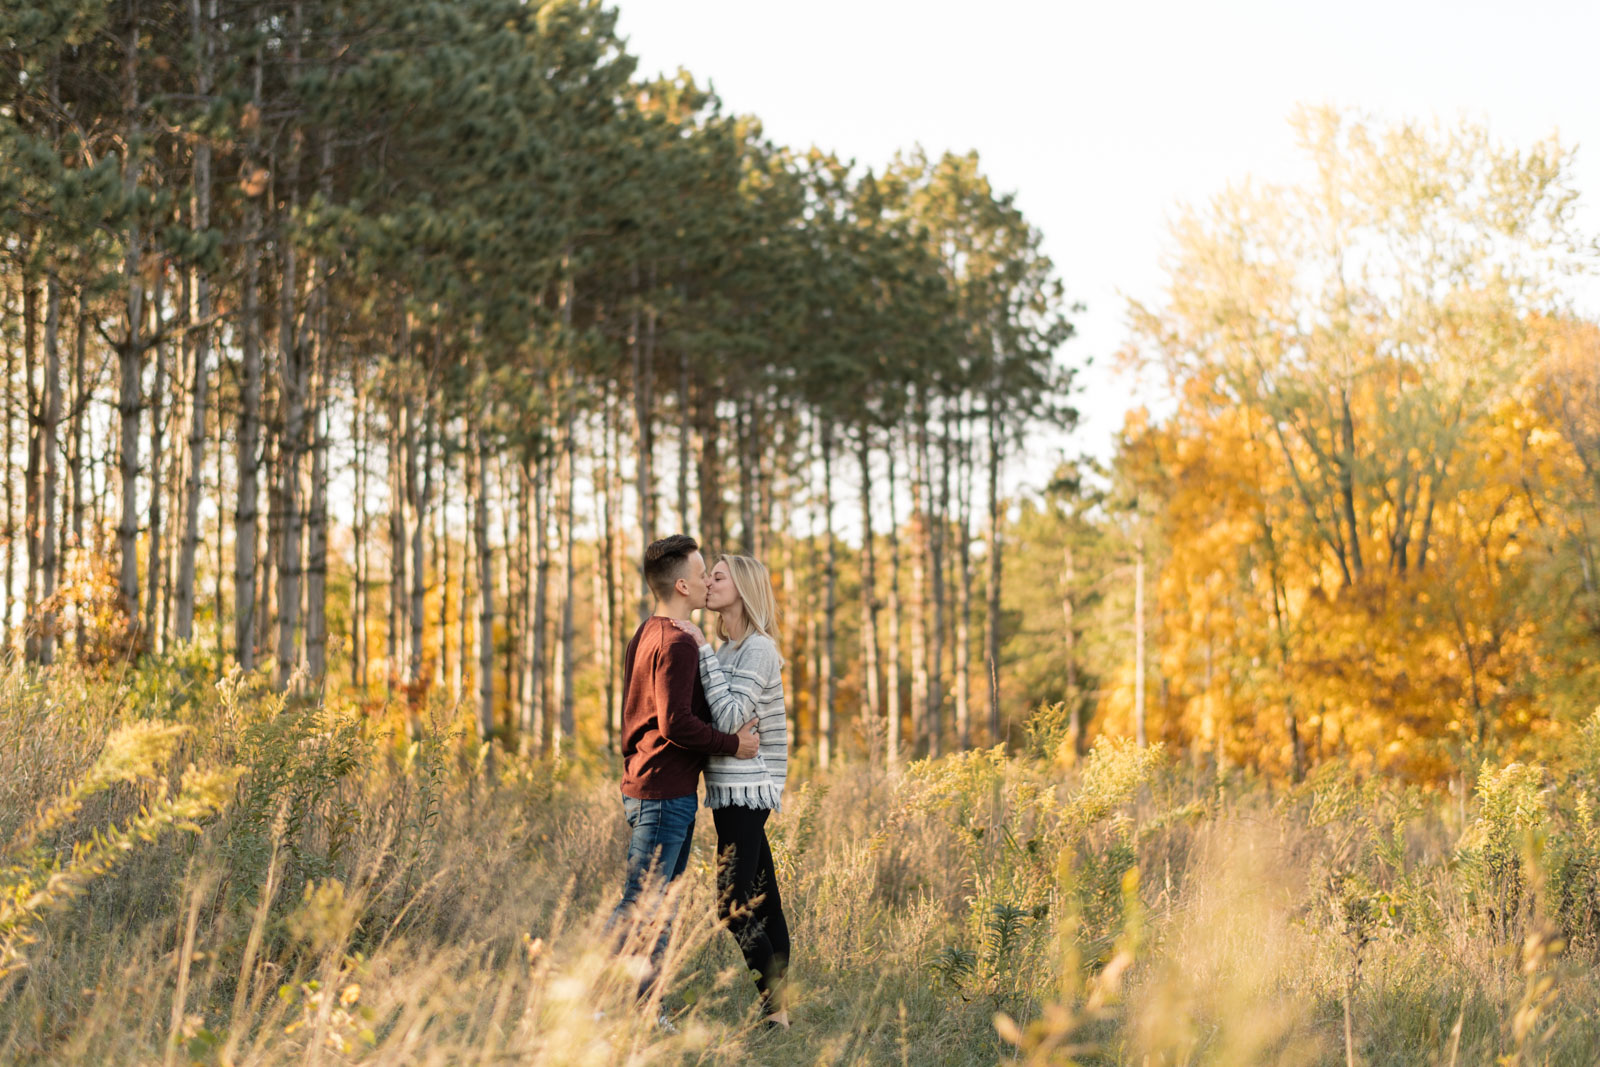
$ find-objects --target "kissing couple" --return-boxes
[605,535,792,1032]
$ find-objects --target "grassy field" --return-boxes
[0,656,1597,1065]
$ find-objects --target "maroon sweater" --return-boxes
[620,617,740,799]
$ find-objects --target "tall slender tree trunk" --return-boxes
[24,272,40,661]
[696,379,724,552]
[858,432,881,753]
[69,307,86,568]
[274,206,305,687]
[352,365,368,689]
[386,360,407,690]
[818,414,837,770]
[555,271,578,752]
[303,131,332,683]
[908,431,928,757]
[885,439,903,768]
[472,422,495,770]
[529,449,550,751]
[117,3,145,636]
[677,348,691,531]
[925,407,947,756]
[955,411,974,751]
[36,277,61,663]
[610,400,627,744]
[213,373,224,663]
[305,379,328,682]
[234,45,264,672]
[779,486,803,755]
[555,396,577,754]
[452,423,468,702]
[738,400,755,554]
[408,382,432,686]
[439,431,452,692]
[496,452,515,714]
[175,0,213,644]
[258,412,278,661]
[5,260,19,643]
[632,271,655,619]
[146,269,167,650]
[516,452,534,745]
[459,433,472,706]
[984,410,1004,744]
[600,391,619,751]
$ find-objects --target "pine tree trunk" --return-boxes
[304,131,332,684]
[213,376,224,663]
[5,261,19,647]
[696,377,724,553]
[858,432,881,752]
[779,486,803,755]
[600,390,618,751]
[529,449,550,751]
[677,348,691,531]
[885,439,903,768]
[472,423,495,768]
[408,382,432,687]
[175,0,213,645]
[36,277,61,664]
[234,45,264,673]
[69,306,86,571]
[818,414,837,770]
[305,384,328,682]
[925,407,946,757]
[146,269,167,651]
[955,412,974,751]
[496,451,515,714]
[555,396,577,755]
[985,409,1003,744]
[452,422,467,702]
[258,413,279,662]
[908,431,928,758]
[459,435,472,707]
[610,401,626,744]
[274,200,305,687]
[352,365,368,689]
[386,369,407,690]
[20,273,36,659]
[738,400,755,554]
[516,452,533,745]
[116,4,144,637]
[438,430,452,691]
[631,274,654,619]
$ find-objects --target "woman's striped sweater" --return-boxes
[696,633,788,810]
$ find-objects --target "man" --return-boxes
[609,534,759,993]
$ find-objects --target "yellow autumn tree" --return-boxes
[1114,108,1596,781]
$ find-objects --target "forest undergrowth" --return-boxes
[2,654,1598,1066]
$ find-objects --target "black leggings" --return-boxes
[711,805,790,1013]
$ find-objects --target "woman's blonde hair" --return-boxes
[714,554,782,655]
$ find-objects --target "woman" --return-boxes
[671,554,791,1030]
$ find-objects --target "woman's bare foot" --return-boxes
[764,1010,790,1030]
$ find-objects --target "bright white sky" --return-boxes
[618,0,1600,494]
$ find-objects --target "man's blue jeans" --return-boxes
[607,793,697,993]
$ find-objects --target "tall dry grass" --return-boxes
[0,653,1597,1065]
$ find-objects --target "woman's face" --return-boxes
[706,560,740,614]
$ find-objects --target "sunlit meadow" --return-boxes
[1,654,1597,1066]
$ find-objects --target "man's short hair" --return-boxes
[644,534,699,601]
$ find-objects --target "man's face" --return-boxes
[677,551,710,608]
